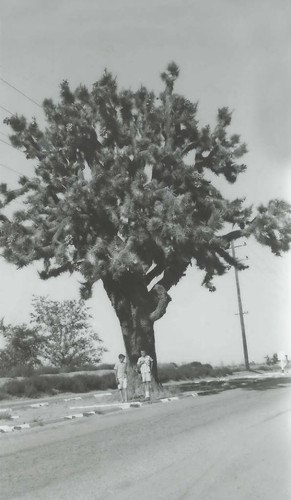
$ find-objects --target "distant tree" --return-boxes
[30,296,105,368]
[265,353,279,366]
[0,319,44,371]
[1,63,291,386]
[272,353,279,364]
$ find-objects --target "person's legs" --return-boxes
[141,373,151,399]
[141,381,146,398]
[145,381,150,399]
[141,374,147,399]
[123,378,128,402]
[117,380,124,402]
[144,374,151,399]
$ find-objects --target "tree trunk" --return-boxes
[103,275,164,398]
[122,310,161,399]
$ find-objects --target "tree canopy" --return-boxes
[30,296,105,368]
[0,298,105,371]
[0,319,44,371]
[1,63,291,376]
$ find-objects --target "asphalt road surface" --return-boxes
[1,382,290,499]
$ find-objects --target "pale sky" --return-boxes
[0,0,291,366]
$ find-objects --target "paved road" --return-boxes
[1,383,290,499]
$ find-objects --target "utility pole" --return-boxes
[231,241,250,370]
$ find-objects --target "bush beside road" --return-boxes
[0,361,279,400]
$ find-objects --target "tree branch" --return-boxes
[181,141,197,156]
[220,229,242,242]
[0,214,10,223]
[149,284,171,322]
[145,262,165,286]
[38,262,73,279]
[159,260,190,291]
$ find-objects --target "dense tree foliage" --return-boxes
[1,63,291,383]
[30,296,104,368]
[0,319,44,371]
[0,298,104,371]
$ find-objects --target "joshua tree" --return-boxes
[1,63,291,385]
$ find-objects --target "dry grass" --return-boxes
[0,410,12,420]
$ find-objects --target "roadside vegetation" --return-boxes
[0,296,105,379]
[0,372,116,400]
[0,409,12,420]
[0,360,279,401]
[157,362,232,382]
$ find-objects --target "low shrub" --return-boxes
[0,390,7,401]
[1,372,116,398]
[212,366,233,377]
[0,364,35,378]
[95,363,115,371]
[3,379,26,397]
[158,362,233,383]
[0,361,115,378]
[157,363,179,383]
[34,366,60,375]
[230,364,247,372]
[0,410,12,420]
[22,381,39,398]
[65,364,98,372]
[256,365,275,372]
[0,361,234,399]
[97,373,116,390]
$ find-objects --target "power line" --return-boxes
[0,138,25,154]
[0,134,62,157]
[0,104,13,115]
[0,76,42,109]
[0,137,14,148]
[0,162,23,176]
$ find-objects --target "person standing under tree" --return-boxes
[137,350,153,400]
[114,354,128,402]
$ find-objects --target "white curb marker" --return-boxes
[69,401,141,410]
[0,423,31,433]
[120,403,137,410]
[64,397,82,402]
[64,413,84,420]
[0,425,14,433]
[160,397,179,403]
[30,402,49,408]
[14,424,30,430]
[94,393,112,398]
